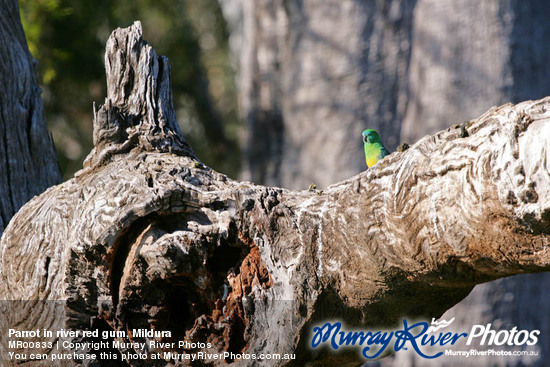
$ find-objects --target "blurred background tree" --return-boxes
[19,0,240,180]
[14,0,550,365]
[220,1,550,366]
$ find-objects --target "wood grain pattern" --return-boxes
[1,22,549,366]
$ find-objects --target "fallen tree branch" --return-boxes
[1,22,549,366]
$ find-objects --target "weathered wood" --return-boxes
[1,22,549,366]
[219,0,415,190]
[219,3,550,365]
[0,0,61,233]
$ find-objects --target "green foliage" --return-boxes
[19,0,240,179]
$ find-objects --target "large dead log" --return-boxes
[1,22,549,366]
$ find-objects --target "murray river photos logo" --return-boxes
[310,318,540,359]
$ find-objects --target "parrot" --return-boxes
[362,129,390,168]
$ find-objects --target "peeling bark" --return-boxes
[1,22,549,366]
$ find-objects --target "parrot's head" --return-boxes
[362,129,381,144]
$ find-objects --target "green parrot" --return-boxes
[362,129,390,168]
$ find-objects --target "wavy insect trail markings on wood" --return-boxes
[1,21,549,366]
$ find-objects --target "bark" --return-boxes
[1,22,550,366]
[0,0,61,234]
[401,0,550,145]
[219,0,415,189]
[386,3,550,365]
[220,2,550,366]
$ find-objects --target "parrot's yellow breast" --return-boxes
[366,156,379,168]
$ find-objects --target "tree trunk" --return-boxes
[1,22,549,366]
[220,0,415,190]
[0,0,61,234]
[387,2,550,365]
[220,1,550,366]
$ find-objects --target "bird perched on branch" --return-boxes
[362,129,390,168]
